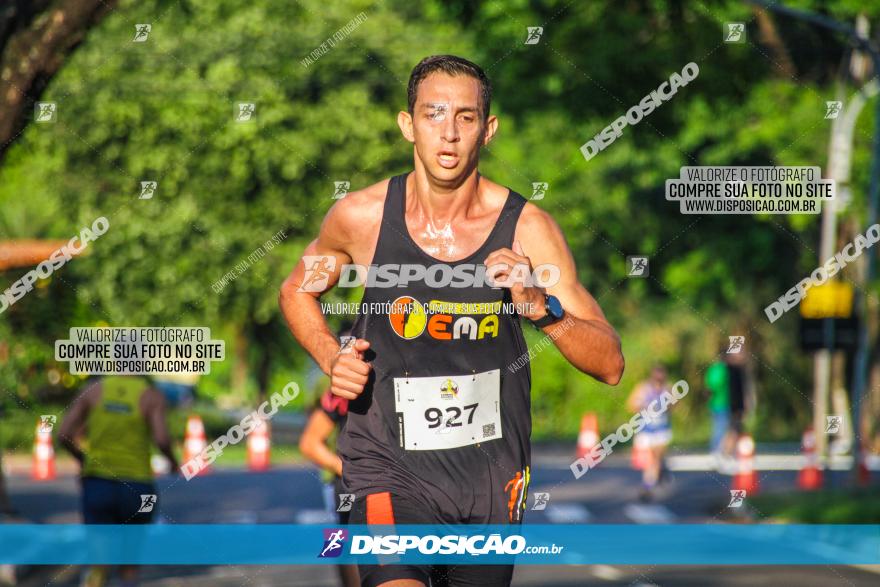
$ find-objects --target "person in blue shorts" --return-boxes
[628,365,674,500]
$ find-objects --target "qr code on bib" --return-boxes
[482,423,496,438]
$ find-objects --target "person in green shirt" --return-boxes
[59,375,179,587]
[704,352,730,456]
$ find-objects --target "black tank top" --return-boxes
[338,173,532,523]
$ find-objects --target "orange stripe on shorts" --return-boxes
[366,491,395,525]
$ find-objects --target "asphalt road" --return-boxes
[4,447,879,586]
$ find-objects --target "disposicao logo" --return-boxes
[319,528,348,558]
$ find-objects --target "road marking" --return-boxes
[221,510,258,523]
[624,503,676,524]
[592,564,624,580]
[295,509,336,524]
[544,503,592,524]
[666,453,880,471]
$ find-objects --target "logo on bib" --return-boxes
[440,379,459,399]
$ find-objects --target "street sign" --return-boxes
[800,281,853,319]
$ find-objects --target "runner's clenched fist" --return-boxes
[329,339,372,400]
[484,240,547,321]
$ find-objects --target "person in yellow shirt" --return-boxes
[59,375,179,587]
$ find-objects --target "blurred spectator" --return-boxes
[0,452,17,586]
[59,376,179,587]
[300,388,358,587]
[0,452,13,516]
[628,364,674,501]
[299,326,358,587]
[705,350,730,456]
[721,350,757,458]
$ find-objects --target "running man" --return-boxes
[280,54,624,587]
[300,328,359,587]
[627,365,673,501]
[59,375,179,587]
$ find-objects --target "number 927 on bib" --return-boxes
[394,369,502,451]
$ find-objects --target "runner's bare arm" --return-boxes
[279,191,379,400]
[492,204,624,384]
[627,383,646,412]
[144,388,180,472]
[299,409,344,477]
[279,199,357,375]
[58,382,97,465]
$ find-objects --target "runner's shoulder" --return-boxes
[515,201,565,247]
[80,378,103,406]
[324,178,389,238]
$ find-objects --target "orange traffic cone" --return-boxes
[732,434,759,494]
[797,426,823,490]
[247,420,270,471]
[576,413,599,459]
[32,418,56,481]
[183,415,210,477]
[631,433,650,471]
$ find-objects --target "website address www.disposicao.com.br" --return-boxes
[319,530,564,559]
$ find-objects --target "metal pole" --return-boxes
[746,1,879,479]
[814,108,843,466]
[850,49,880,483]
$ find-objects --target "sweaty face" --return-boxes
[410,73,488,184]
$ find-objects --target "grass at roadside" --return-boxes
[188,442,304,467]
[750,488,880,523]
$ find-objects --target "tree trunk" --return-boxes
[868,351,880,453]
[751,7,796,79]
[0,0,118,163]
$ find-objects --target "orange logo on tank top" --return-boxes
[504,466,530,522]
[388,296,500,341]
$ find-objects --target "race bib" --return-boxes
[394,369,502,451]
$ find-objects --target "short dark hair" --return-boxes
[407,55,492,120]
